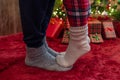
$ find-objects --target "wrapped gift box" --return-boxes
[61,29,70,44]
[90,33,104,43]
[113,21,120,38]
[46,18,63,38]
[103,21,116,38]
[88,19,102,34]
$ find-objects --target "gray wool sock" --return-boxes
[25,45,72,71]
[44,37,58,57]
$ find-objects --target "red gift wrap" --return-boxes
[88,19,102,34]
[61,29,70,44]
[113,21,120,38]
[46,18,63,38]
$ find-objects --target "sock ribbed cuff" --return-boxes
[69,24,88,41]
[70,24,88,33]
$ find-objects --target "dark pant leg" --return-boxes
[19,0,50,48]
[40,0,55,34]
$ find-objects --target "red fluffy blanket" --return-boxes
[0,33,120,80]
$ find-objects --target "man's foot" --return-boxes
[25,45,72,71]
[43,37,59,57]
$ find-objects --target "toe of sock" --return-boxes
[56,55,71,68]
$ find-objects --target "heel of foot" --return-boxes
[86,45,91,52]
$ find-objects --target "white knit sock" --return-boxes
[60,36,90,55]
[56,25,91,67]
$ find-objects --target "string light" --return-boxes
[53,0,119,18]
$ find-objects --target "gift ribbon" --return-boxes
[88,17,96,21]
[92,33,100,41]
[105,27,113,32]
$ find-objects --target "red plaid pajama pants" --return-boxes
[63,0,91,27]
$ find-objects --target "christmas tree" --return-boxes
[52,0,66,19]
[53,0,120,18]
[52,0,120,43]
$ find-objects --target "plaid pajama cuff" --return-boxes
[63,0,91,27]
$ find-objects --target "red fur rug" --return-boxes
[0,33,120,80]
